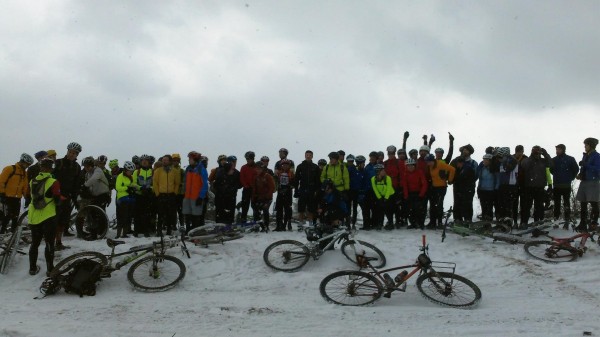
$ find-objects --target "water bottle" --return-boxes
[394,270,408,284]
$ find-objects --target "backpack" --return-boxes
[63,258,103,297]
[31,177,51,210]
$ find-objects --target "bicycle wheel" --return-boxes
[340,240,387,268]
[320,270,384,306]
[127,254,186,292]
[76,205,109,240]
[416,271,481,308]
[0,225,23,274]
[49,251,108,278]
[263,240,310,272]
[524,240,578,263]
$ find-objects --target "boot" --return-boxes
[287,222,292,231]
[115,228,122,239]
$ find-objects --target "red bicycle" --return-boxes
[524,230,597,263]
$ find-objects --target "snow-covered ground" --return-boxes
[2,223,600,337]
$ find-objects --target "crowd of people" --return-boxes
[1,133,599,277]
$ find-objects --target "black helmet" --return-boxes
[131,155,140,165]
[328,152,340,160]
[244,151,255,160]
[374,164,384,172]
[318,159,327,166]
[67,142,82,153]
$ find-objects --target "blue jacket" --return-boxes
[550,154,579,188]
[364,163,377,181]
[477,163,499,191]
[580,150,600,181]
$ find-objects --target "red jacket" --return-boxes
[252,172,275,201]
[384,158,405,189]
[240,163,258,189]
[402,169,428,199]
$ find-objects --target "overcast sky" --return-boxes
[2,0,599,168]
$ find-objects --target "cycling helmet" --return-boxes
[374,164,384,172]
[321,179,335,191]
[97,155,108,163]
[377,151,384,158]
[419,145,430,152]
[227,155,237,162]
[408,149,418,156]
[279,148,289,155]
[34,151,48,160]
[20,153,34,165]
[200,156,208,163]
[108,159,119,169]
[131,155,140,165]
[67,142,82,153]
[368,151,378,158]
[425,154,436,162]
[280,159,291,166]
[82,156,95,166]
[406,158,417,166]
[255,161,265,169]
[355,155,366,163]
[338,150,345,157]
[218,154,227,162]
[123,161,136,171]
[188,151,201,161]
[261,155,270,161]
[434,148,444,154]
[386,145,397,153]
[483,154,493,160]
[140,154,152,161]
[244,151,255,160]
[328,151,340,160]
[172,153,181,160]
[318,159,327,166]
[346,154,355,161]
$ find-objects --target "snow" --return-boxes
[2,223,600,337]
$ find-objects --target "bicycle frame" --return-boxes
[105,236,180,271]
[305,227,354,259]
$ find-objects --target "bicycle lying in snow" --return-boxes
[184,221,262,247]
[523,228,597,263]
[319,235,481,308]
[263,224,386,272]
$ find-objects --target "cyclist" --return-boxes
[213,156,241,224]
[0,153,34,234]
[53,142,83,250]
[79,156,110,239]
[317,179,348,228]
[133,154,155,237]
[576,137,600,232]
[294,150,321,228]
[239,151,258,222]
[27,151,48,185]
[183,151,208,232]
[403,158,428,229]
[172,153,185,229]
[252,161,276,231]
[274,148,295,175]
[550,144,579,224]
[476,154,499,222]
[519,146,552,227]
[46,149,57,161]
[115,161,137,238]
[383,145,404,229]
[153,155,182,235]
[274,159,295,231]
[450,145,477,225]
[426,153,455,229]
[371,164,394,230]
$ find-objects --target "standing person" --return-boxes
[274,159,294,231]
[171,153,185,228]
[550,144,579,225]
[383,145,404,229]
[293,150,321,228]
[239,151,258,222]
[182,151,208,232]
[115,161,137,238]
[403,159,428,229]
[512,145,528,224]
[213,156,241,225]
[317,159,327,172]
[199,156,210,225]
[28,158,62,276]
[78,156,110,239]
[46,150,57,162]
[27,151,48,185]
[320,152,349,192]
[370,164,394,230]
[476,154,499,221]
[451,145,478,224]
[519,146,552,227]
[153,155,182,235]
[361,151,378,230]
[108,159,122,191]
[497,147,519,221]
[209,154,227,188]
[133,154,154,237]
[575,138,600,231]
[426,154,455,228]
[0,153,33,234]
[432,132,455,163]
[53,142,82,250]
[352,156,371,229]
[252,161,276,231]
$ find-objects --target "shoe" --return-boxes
[63,231,75,237]
[287,223,292,231]
[384,222,394,231]
[55,243,70,251]
[407,224,417,229]
[133,233,139,238]
[121,234,130,238]
[29,265,41,276]
[144,232,150,238]
[575,223,587,232]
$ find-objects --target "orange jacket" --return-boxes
[0,163,29,198]
[184,165,208,200]
[428,160,456,187]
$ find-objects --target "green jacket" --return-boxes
[28,172,57,225]
[320,164,349,191]
[115,172,136,200]
[371,175,395,200]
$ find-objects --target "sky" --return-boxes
[1,0,599,168]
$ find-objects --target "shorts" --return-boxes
[576,180,600,202]
[182,198,203,216]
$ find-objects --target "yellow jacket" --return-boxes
[429,160,456,187]
[0,163,29,198]
[153,166,182,196]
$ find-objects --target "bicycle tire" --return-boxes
[49,251,108,278]
[340,240,387,268]
[263,240,310,272]
[416,271,482,308]
[127,254,186,292]
[0,225,23,274]
[75,205,109,241]
[524,240,578,263]
[319,270,384,306]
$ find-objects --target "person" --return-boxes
[78,156,110,239]
[275,159,295,231]
[320,152,349,192]
[209,154,227,192]
[575,138,600,232]
[550,144,579,225]
[293,150,321,228]
[46,149,57,161]
[383,145,404,229]
[239,151,258,222]
[450,145,478,224]
[274,148,295,175]
[251,161,275,231]
[361,152,378,230]
[432,132,455,163]
[512,145,528,224]
[131,155,141,170]
[132,154,154,237]
[0,153,33,234]
[426,154,455,228]
[153,155,182,235]
[53,142,83,250]
[352,155,370,229]
[317,179,348,227]
[260,156,276,180]
[403,159,428,229]
[519,146,552,227]
[476,154,499,221]
[182,151,208,232]
[115,161,137,238]
[371,164,394,230]
[497,147,519,222]
[213,156,241,224]
[27,151,48,185]
[108,159,122,191]
[199,155,210,224]
[317,159,327,172]
[28,158,62,276]
[170,153,185,228]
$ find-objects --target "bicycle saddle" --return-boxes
[106,238,126,248]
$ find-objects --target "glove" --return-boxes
[24,197,31,208]
[127,186,136,194]
[195,198,203,206]
[422,134,428,141]
[293,189,300,198]
[540,148,548,156]
[448,132,454,141]
[403,131,409,140]
[430,134,436,143]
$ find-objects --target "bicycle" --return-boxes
[184,222,257,247]
[46,234,187,293]
[263,225,386,272]
[69,202,109,241]
[524,229,597,263]
[0,212,32,274]
[319,235,481,307]
[491,221,553,245]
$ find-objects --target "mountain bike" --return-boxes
[184,222,257,247]
[0,212,31,274]
[524,230,597,263]
[69,203,109,241]
[320,235,481,308]
[46,234,186,293]
[263,225,386,272]
[491,221,553,245]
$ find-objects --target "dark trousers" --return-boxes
[275,189,293,226]
[240,188,254,221]
[0,197,20,233]
[453,189,475,222]
[56,199,75,238]
[477,189,496,220]
[372,198,387,228]
[406,192,424,227]
[252,200,272,226]
[497,185,518,220]
[29,217,56,272]
[157,194,178,232]
[135,193,155,234]
[116,197,135,231]
[512,187,523,224]
[521,186,546,225]
[429,186,447,224]
[553,186,572,220]
[361,192,375,229]
[347,190,359,225]
[215,193,236,224]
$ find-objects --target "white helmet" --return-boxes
[123,161,136,171]
[20,153,34,165]
[419,145,430,152]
